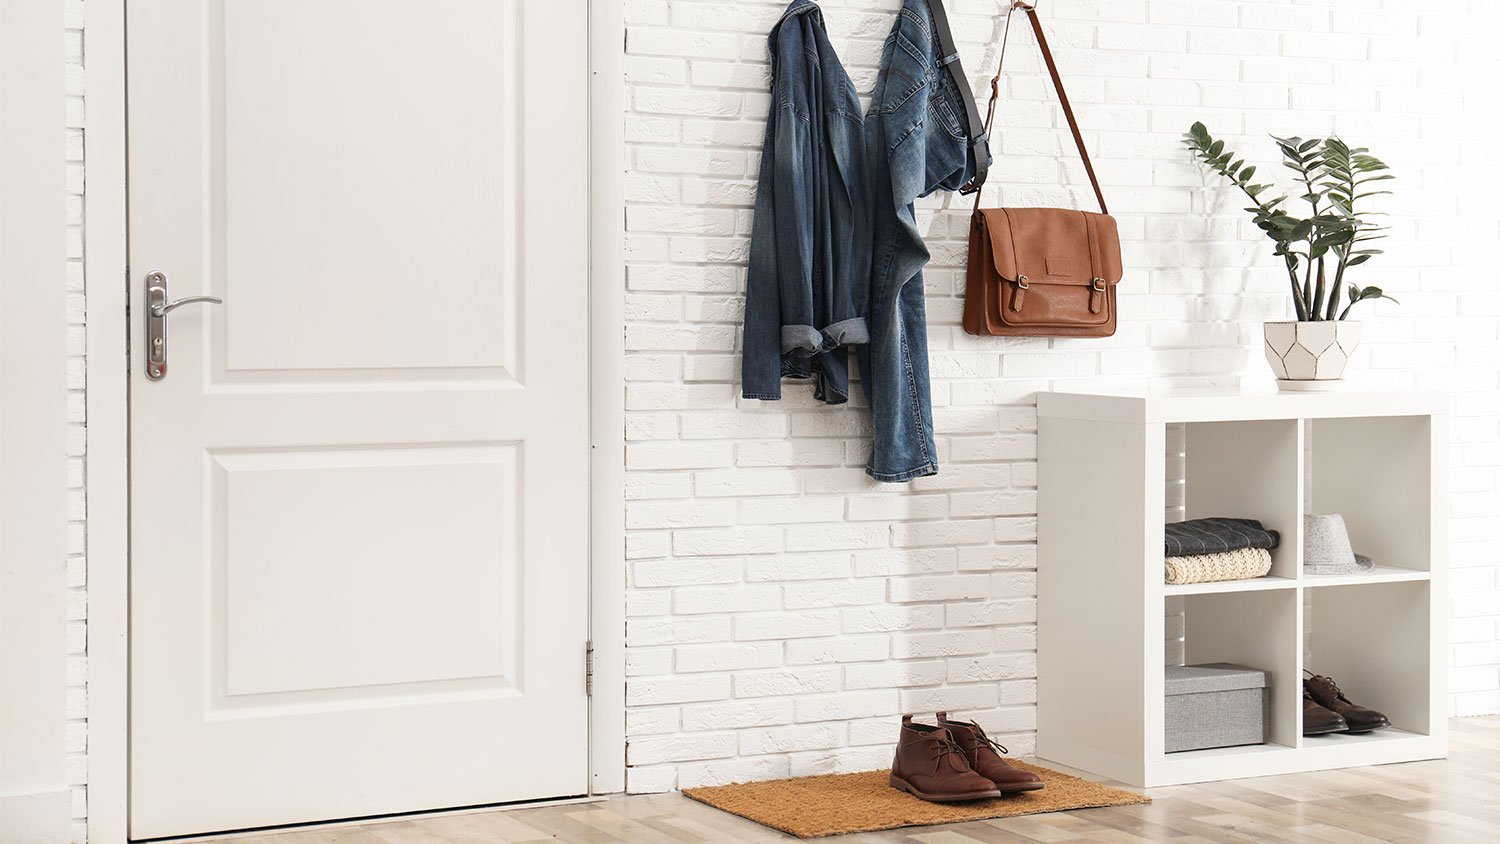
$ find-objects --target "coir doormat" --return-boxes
[683,761,1149,839]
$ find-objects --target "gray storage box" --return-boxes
[1164,663,1268,753]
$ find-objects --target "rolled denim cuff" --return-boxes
[866,461,939,483]
[780,317,869,356]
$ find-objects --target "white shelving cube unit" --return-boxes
[1036,389,1447,787]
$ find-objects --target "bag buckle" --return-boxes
[1089,278,1105,314]
[1010,275,1029,312]
[1091,278,1105,291]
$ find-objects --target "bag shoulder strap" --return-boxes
[974,2,1108,215]
[928,0,989,195]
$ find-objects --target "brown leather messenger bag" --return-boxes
[963,2,1123,337]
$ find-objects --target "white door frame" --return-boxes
[84,3,625,840]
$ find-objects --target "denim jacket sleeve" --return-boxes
[743,3,817,401]
[741,101,791,400]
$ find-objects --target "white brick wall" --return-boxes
[620,0,1500,792]
[53,0,1500,831]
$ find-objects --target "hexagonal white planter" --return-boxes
[1263,320,1361,391]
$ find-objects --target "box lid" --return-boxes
[1165,662,1268,695]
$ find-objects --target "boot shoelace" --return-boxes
[967,722,1010,757]
[927,736,974,775]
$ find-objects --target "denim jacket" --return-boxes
[741,0,871,404]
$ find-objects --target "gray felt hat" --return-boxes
[1303,513,1373,575]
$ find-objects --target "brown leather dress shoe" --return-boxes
[1305,674,1390,733]
[1303,687,1348,735]
[889,715,1003,802]
[937,712,1044,793]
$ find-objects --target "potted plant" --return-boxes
[1184,123,1398,390]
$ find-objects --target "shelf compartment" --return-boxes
[1176,590,1301,752]
[1181,419,1301,581]
[1304,581,1436,742]
[1308,415,1436,576]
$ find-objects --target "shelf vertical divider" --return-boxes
[1294,418,1307,748]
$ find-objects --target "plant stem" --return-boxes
[1310,259,1327,321]
[1326,256,1347,321]
[1299,157,1323,321]
[1286,256,1308,320]
[1301,257,1314,318]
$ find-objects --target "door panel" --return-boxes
[217,0,520,374]
[127,1,591,838]
[215,445,519,698]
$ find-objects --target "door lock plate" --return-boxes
[145,271,170,380]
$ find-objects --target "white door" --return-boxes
[126,1,592,838]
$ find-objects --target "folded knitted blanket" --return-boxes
[1165,547,1274,585]
[1165,517,1280,557]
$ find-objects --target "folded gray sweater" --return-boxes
[1165,518,1280,558]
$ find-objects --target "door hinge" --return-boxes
[585,640,595,696]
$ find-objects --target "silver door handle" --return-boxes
[144,270,221,380]
[150,293,223,317]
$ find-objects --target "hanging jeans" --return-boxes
[860,0,988,481]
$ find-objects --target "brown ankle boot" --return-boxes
[889,715,1003,802]
[937,712,1044,793]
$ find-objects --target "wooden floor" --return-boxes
[208,717,1499,844]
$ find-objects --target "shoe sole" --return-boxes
[996,781,1045,793]
[1342,721,1391,734]
[1303,723,1348,736]
[889,775,1002,802]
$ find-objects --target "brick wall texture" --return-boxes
[617,0,1500,792]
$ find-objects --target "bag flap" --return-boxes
[977,207,1122,285]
